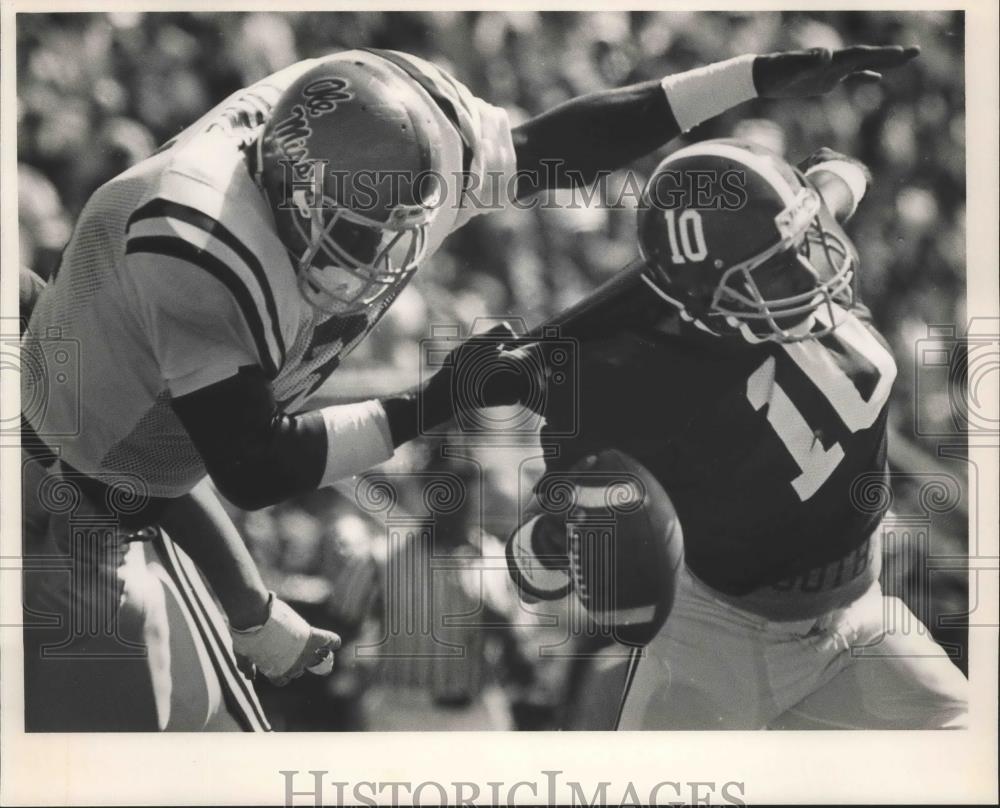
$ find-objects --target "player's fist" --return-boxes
[281,626,340,685]
[229,594,341,686]
[754,45,919,98]
[385,322,551,444]
[425,322,544,415]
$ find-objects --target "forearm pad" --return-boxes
[172,367,392,510]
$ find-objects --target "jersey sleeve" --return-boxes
[363,50,517,231]
[124,197,285,396]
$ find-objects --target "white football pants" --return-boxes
[21,456,269,731]
[616,566,968,730]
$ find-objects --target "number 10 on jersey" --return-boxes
[745,314,897,501]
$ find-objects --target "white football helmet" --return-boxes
[256,52,447,315]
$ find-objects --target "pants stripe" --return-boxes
[154,531,271,732]
[614,647,643,730]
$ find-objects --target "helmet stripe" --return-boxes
[362,48,474,176]
[664,141,799,206]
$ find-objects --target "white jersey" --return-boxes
[22,50,516,499]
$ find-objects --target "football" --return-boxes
[562,448,685,646]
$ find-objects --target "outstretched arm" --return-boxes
[158,479,271,630]
[512,45,918,198]
[171,366,393,511]
[170,325,533,510]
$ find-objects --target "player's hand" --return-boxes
[506,511,573,603]
[229,593,341,687]
[270,626,340,687]
[754,45,920,98]
[384,323,549,443]
[429,322,542,411]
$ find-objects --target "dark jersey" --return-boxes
[539,305,897,599]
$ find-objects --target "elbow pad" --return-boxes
[173,367,393,509]
[209,409,326,510]
[210,403,394,508]
[172,368,328,510]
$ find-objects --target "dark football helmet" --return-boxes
[637,138,857,342]
[255,52,447,315]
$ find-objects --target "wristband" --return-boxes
[230,593,310,679]
[661,54,757,132]
[805,160,868,218]
[318,399,394,487]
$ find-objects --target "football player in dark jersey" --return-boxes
[506,139,968,729]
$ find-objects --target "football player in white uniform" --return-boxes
[21,45,918,730]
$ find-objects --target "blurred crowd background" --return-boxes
[17,11,969,730]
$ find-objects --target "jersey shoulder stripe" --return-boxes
[362,48,475,175]
[126,232,279,379]
[126,198,286,375]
